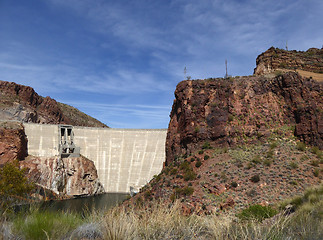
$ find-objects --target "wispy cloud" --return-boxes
[1,0,322,128]
[59,100,171,129]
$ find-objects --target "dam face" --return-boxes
[23,123,167,193]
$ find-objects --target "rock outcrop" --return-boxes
[123,47,323,215]
[20,156,105,199]
[166,72,323,165]
[0,80,108,127]
[254,47,323,75]
[0,122,27,165]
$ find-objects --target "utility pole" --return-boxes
[225,59,228,78]
[184,66,187,79]
[286,41,288,51]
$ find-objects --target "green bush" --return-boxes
[296,142,306,151]
[250,174,260,183]
[289,161,298,169]
[0,161,34,209]
[263,159,272,167]
[270,141,278,149]
[252,155,261,164]
[204,155,210,160]
[183,171,197,181]
[195,161,202,168]
[237,204,277,222]
[202,142,212,149]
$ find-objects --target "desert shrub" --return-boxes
[263,159,272,167]
[237,204,277,222]
[0,161,34,210]
[252,155,261,164]
[296,142,306,151]
[179,161,191,171]
[198,150,204,154]
[250,174,260,183]
[204,155,210,160]
[266,150,274,158]
[228,114,234,122]
[270,141,278,149]
[173,187,194,198]
[313,168,320,177]
[289,161,298,169]
[311,146,321,156]
[183,171,197,181]
[195,161,202,168]
[170,168,178,175]
[144,190,153,200]
[310,160,319,167]
[230,181,238,188]
[202,141,212,149]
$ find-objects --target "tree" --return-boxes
[0,161,34,209]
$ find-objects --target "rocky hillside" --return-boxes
[254,47,323,76]
[0,80,108,127]
[166,72,322,165]
[126,47,323,215]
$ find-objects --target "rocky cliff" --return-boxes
[20,156,104,199]
[0,122,27,165]
[166,72,322,165]
[254,47,323,75]
[126,48,323,215]
[0,80,108,127]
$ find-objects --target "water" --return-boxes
[16,193,130,214]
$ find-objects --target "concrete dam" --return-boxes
[23,123,167,193]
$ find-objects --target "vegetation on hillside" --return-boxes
[0,184,322,239]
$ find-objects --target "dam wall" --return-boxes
[23,123,167,193]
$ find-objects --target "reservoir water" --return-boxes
[16,193,130,214]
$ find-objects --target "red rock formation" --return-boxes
[254,47,323,75]
[20,156,105,199]
[0,122,27,165]
[0,80,108,127]
[166,72,323,165]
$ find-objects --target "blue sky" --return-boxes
[1,0,322,128]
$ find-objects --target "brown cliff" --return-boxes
[166,72,322,165]
[254,47,323,76]
[0,80,108,127]
[126,48,323,215]
[0,122,27,165]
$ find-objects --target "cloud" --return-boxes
[60,100,171,129]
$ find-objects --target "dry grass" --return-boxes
[276,68,323,82]
[2,184,322,239]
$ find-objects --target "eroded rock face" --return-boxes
[20,156,105,198]
[166,72,323,165]
[0,122,28,165]
[254,47,323,75]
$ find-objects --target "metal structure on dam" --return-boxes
[23,123,167,193]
